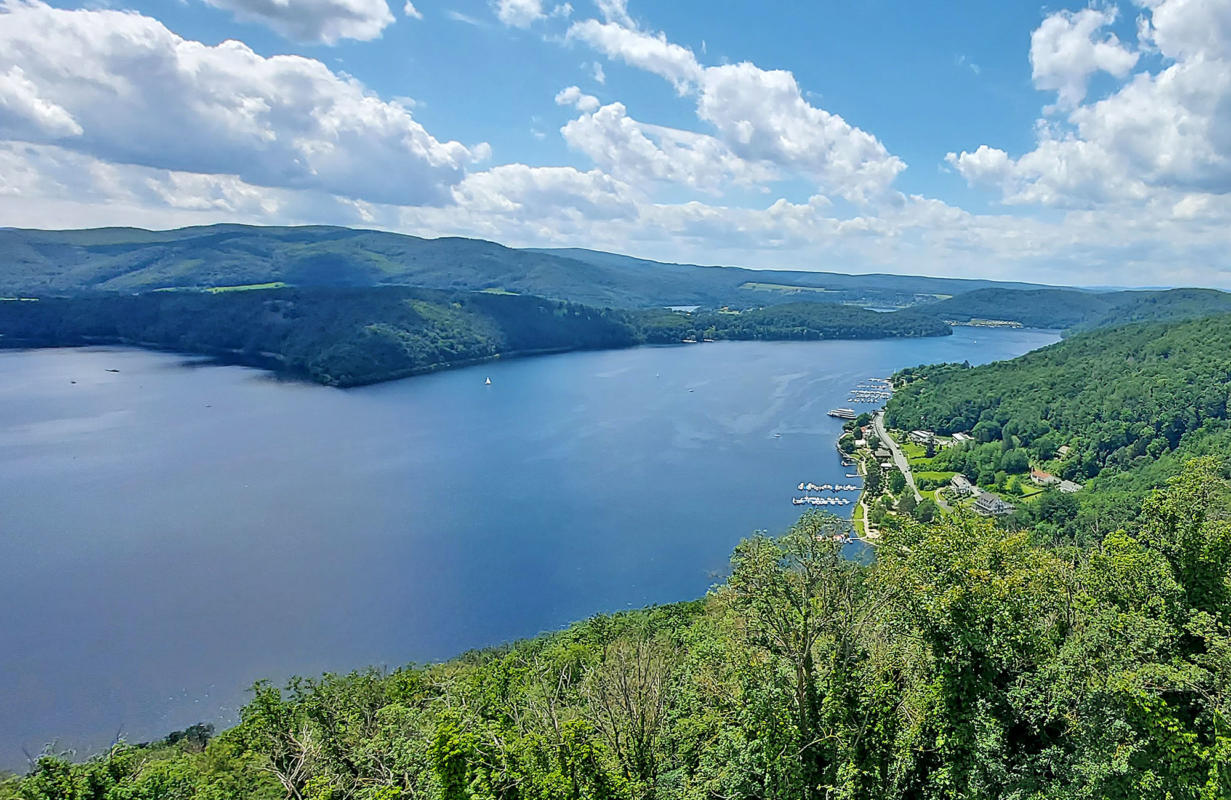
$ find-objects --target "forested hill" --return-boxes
[0,224,1064,310]
[0,290,949,386]
[885,312,1231,536]
[5,464,1230,799]
[917,286,1231,330]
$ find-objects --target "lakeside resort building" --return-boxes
[973,494,1017,517]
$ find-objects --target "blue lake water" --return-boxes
[0,328,1058,766]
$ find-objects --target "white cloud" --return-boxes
[446,9,484,25]
[554,85,600,112]
[560,100,776,192]
[568,20,702,91]
[569,17,904,202]
[952,0,1231,206]
[493,0,544,28]
[594,0,632,27]
[1140,0,1231,61]
[403,1,422,19]
[2,0,1230,290]
[0,2,481,206]
[590,61,606,83]
[0,65,82,138]
[200,0,396,44]
[695,62,905,203]
[450,163,639,219]
[1029,6,1137,110]
[5,137,1231,289]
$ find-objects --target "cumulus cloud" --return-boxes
[493,0,545,28]
[952,0,1231,207]
[560,100,776,192]
[554,85,600,112]
[201,0,396,44]
[0,2,482,206]
[1029,6,1137,110]
[2,0,1230,289]
[403,1,422,19]
[1140,0,1231,61]
[451,163,639,219]
[695,63,904,203]
[0,65,81,138]
[568,20,702,91]
[568,16,904,202]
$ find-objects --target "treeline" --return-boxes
[635,302,950,344]
[0,291,950,387]
[919,286,1231,331]
[885,313,1231,538]
[5,461,1230,799]
[0,224,1058,310]
[0,288,638,387]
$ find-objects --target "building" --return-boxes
[1057,445,1071,457]
[1058,480,1083,493]
[973,494,1016,516]
[854,439,867,448]
[950,474,974,497]
[952,432,973,443]
[874,448,891,460]
[1030,468,1060,486]
[909,430,935,445]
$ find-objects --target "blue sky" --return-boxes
[0,0,1229,287]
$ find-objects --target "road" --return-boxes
[873,411,922,503]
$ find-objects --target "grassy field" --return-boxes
[739,282,835,294]
[915,470,956,482]
[900,441,928,460]
[205,282,290,293]
[852,500,866,537]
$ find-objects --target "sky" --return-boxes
[0,0,1230,287]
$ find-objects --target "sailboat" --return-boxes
[484,377,492,386]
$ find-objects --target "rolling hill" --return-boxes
[1,224,1068,310]
[918,286,1231,330]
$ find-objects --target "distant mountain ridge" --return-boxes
[1,224,1073,309]
[924,286,1231,331]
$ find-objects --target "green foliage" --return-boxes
[5,464,1230,800]
[888,314,1231,540]
[922,286,1231,330]
[0,225,1060,312]
[0,289,951,388]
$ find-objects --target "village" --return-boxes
[837,406,1083,540]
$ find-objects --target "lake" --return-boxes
[0,328,1058,767]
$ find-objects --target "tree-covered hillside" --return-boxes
[918,286,1231,331]
[4,463,1229,799]
[0,290,950,387]
[0,225,1061,310]
[886,313,1231,537]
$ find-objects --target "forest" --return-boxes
[0,290,949,387]
[885,313,1231,541]
[3,460,1228,799]
[0,225,1053,311]
[922,287,1231,331]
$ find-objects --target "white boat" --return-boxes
[484,377,492,385]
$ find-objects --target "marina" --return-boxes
[792,496,853,506]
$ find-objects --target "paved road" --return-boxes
[873,411,922,503]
